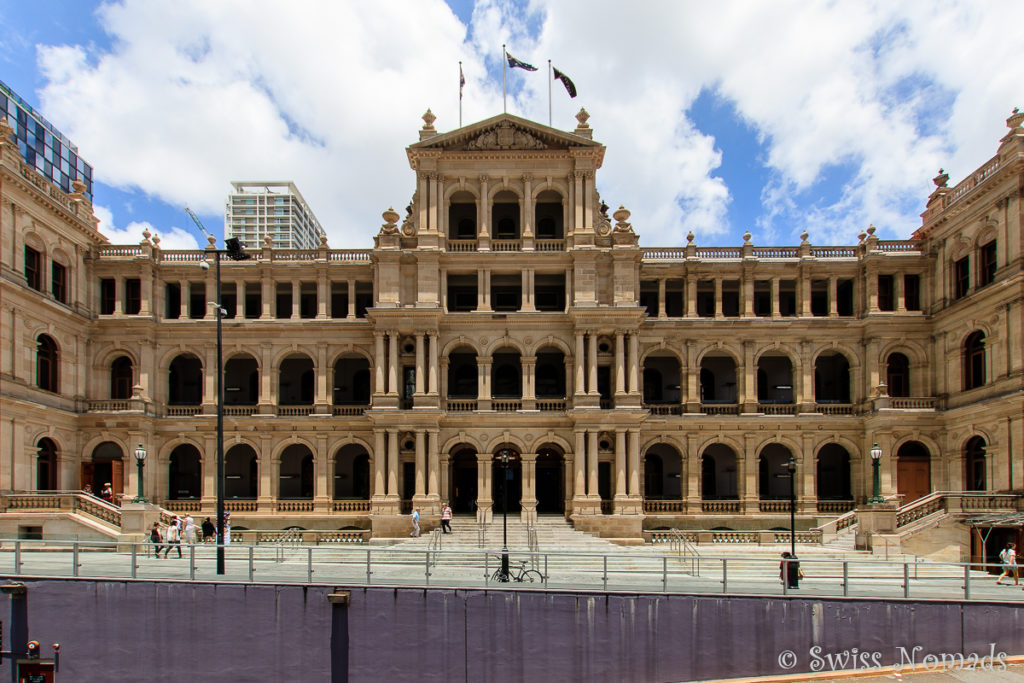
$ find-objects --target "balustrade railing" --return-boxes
[166,406,201,417]
[536,400,566,412]
[224,406,256,416]
[446,239,477,252]
[225,500,259,512]
[701,500,740,513]
[816,500,854,514]
[758,500,792,513]
[816,403,856,415]
[535,239,564,252]
[492,400,522,412]
[760,404,796,415]
[644,403,683,415]
[277,501,314,513]
[331,500,371,513]
[445,399,477,412]
[491,239,521,252]
[86,399,132,412]
[332,405,367,416]
[643,500,685,513]
[163,500,202,512]
[889,397,936,410]
[278,406,313,416]
[702,404,739,416]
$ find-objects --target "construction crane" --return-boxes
[185,207,247,258]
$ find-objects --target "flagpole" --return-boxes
[548,60,552,126]
[502,44,507,113]
[459,61,463,127]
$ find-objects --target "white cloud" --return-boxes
[34,0,1024,248]
[94,204,199,249]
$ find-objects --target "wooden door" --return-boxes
[80,462,95,494]
[897,457,930,503]
[111,460,125,502]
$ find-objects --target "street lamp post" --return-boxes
[132,443,147,503]
[869,442,884,504]
[786,456,796,558]
[498,448,511,581]
[200,237,249,576]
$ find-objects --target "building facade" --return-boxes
[0,80,93,201]
[1,107,1021,540]
[225,181,327,250]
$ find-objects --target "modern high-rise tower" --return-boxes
[0,79,93,200]
[224,181,326,250]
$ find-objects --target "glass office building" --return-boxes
[0,80,93,201]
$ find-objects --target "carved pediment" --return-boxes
[466,122,547,151]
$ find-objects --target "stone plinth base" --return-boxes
[571,514,644,539]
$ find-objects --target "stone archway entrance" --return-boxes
[492,451,522,514]
[84,442,124,499]
[450,449,478,515]
[535,449,564,514]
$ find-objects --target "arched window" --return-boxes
[168,445,202,499]
[964,437,986,491]
[886,353,910,397]
[36,438,58,490]
[36,335,59,392]
[111,356,134,399]
[963,331,986,390]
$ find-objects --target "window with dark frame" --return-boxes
[36,335,59,393]
[877,274,894,311]
[100,278,116,315]
[903,274,921,311]
[954,257,970,299]
[978,241,997,287]
[963,331,986,390]
[124,278,141,315]
[51,261,67,303]
[24,246,42,291]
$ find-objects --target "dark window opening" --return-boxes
[354,282,373,318]
[447,274,477,312]
[245,282,261,319]
[51,262,67,303]
[979,241,997,287]
[639,281,658,315]
[111,356,133,399]
[449,202,477,240]
[492,196,520,239]
[753,281,771,317]
[886,353,910,397]
[100,278,116,315]
[837,279,854,316]
[535,200,563,239]
[696,280,715,318]
[300,282,317,319]
[331,282,349,318]
[963,331,986,390]
[36,335,59,392]
[165,283,181,319]
[534,273,565,311]
[665,280,684,317]
[954,257,969,299]
[904,274,921,311]
[877,274,894,311]
[779,280,796,317]
[810,280,828,316]
[188,282,206,319]
[721,280,739,317]
[275,283,293,318]
[491,274,521,312]
[124,278,141,315]
[220,283,237,319]
[24,246,42,291]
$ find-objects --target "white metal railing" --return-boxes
[0,538,1013,602]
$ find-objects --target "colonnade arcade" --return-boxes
[33,432,996,519]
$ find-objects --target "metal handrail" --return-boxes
[0,538,1018,602]
[669,528,701,576]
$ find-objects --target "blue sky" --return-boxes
[1,0,1020,249]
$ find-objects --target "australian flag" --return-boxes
[506,52,538,72]
[553,66,577,98]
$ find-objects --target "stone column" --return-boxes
[476,453,493,523]
[522,269,535,311]
[478,176,490,238]
[291,280,300,319]
[413,430,427,504]
[714,278,723,318]
[686,275,697,318]
[314,342,329,412]
[587,332,598,396]
[628,429,641,500]
[373,332,385,398]
[771,277,780,318]
[614,429,627,502]
[575,332,586,396]
[414,333,425,397]
[317,271,328,319]
[387,332,399,397]
[614,331,626,397]
[628,333,640,396]
[427,332,439,396]
[522,356,536,410]
[439,453,450,504]
[520,453,537,522]
[347,281,356,319]
[828,276,838,317]
[658,279,667,318]
[386,429,399,499]
[573,430,587,506]
[427,429,440,502]
[314,434,329,511]
[587,430,600,501]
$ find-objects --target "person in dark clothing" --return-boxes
[780,551,801,588]
[201,517,216,543]
[150,522,163,557]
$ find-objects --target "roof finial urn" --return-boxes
[1008,107,1023,130]
[933,169,949,187]
[381,206,400,233]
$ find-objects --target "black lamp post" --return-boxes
[498,448,512,581]
[786,456,797,557]
[200,237,249,576]
[869,442,884,504]
[132,443,148,503]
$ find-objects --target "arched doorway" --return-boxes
[279,444,314,499]
[168,444,202,499]
[816,444,851,501]
[334,445,370,499]
[896,441,931,503]
[491,448,522,514]
[758,444,793,499]
[85,442,124,500]
[36,438,58,490]
[450,448,478,514]
[535,447,564,514]
[701,444,738,499]
[644,443,683,499]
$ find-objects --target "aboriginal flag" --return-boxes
[507,52,538,71]
[553,66,577,98]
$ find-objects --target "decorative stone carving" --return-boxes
[613,206,632,232]
[933,169,949,187]
[467,122,547,150]
[575,108,590,129]
[1007,107,1023,131]
[379,207,400,235]
[421,109,436,131]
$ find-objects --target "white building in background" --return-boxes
[225,181,326,250]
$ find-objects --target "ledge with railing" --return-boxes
[895,491,1021,529]
[0,490,123,528]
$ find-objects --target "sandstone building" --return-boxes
[1,106,1021,543]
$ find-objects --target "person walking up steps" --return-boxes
[441,504,452,533]
[410,508,420,537]
[997,542,1018,585]
[163,519,182,558]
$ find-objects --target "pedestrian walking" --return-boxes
[150,522,163,558]
[183,515,196,544]
[410,508,420,537]
[201,517,215,543]
[996,543,1018,585]
[163,519,182,558]
[780,551,801,589]
[441,504,453,534]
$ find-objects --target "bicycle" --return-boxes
[491,560,544,583]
